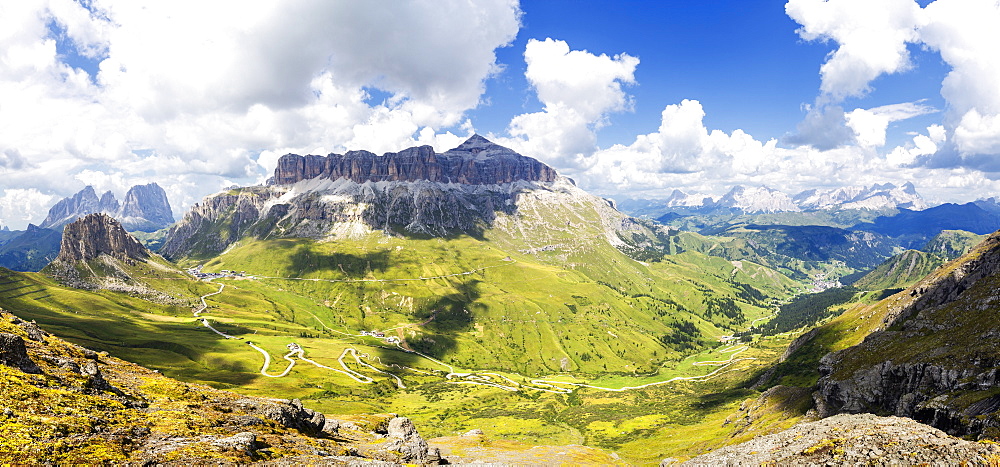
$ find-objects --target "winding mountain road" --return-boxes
[188,262,758,395]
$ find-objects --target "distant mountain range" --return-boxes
[617,182,929,216]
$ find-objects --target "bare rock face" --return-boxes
[0,332,41,374]
[680,413,1000,466]
[271,135,557,186]
[814,231,1000,438]
[380,417,442,464]
[56,213,149,263]
[39,183,174,232]
[117,183,174,232]
[40,186,103,230]
[160,136,563,259]
[232,398,326,435]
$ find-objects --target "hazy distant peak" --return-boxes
[716,185,800,213]
[39,183,174,232]
[794,182,928,211]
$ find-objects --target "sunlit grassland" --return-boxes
[0,219,805,463]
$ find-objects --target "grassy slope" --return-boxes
[852,230,986,291]
[0,307,353,464]
[197,232,794,376]
[1,256,808,464]
[0,185,813,463]
[852,249,940,290]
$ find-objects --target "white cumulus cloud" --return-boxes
[845,101,937,147]
[787,0,1000,173]
[786,0,921,100]
[0,0,521,228]
[501,38,639,170]
[919,0,1000,158]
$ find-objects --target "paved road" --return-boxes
[190,264,755,394]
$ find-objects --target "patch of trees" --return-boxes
[730,281,768,307]
[659,320,702,351]
[746,286,858,337]
[703,297,745,324]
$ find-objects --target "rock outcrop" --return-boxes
[271,135,557,186]
[116,183,175,231]
[814,231,1000,438]
[680,413,1000,466]
[55,213,149,263]
[44,214,188,303]
[0,332,42,374]
[38,183,174,232]
[233,398,326,436]
[378,417,442,464]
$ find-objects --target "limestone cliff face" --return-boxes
[270,135,557,186]
[56,213,149,263]
[815,232,1000,438]
[162,135,653,261]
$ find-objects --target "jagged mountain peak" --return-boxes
[456,133,493,149]
[40,185,102,229]
[445,134,517,155]
[795,182,928,211]
[117,182,174,231]
[55,213,149,263]
[38,183,174,232]
[716,185,800,213]
[646,182,930,215]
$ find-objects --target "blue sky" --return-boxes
[475,0,951,148]
[478,0,828,142]
[0,0,999,229]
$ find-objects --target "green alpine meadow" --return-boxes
[4,2,1000,463]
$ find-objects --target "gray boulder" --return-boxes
[381,417,441,464]
[0,332,41,374]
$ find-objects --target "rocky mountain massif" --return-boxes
[43,214,185,303]
[162,135,643,258]
[40,183,174,232]
[271,134,558,185]
[155,135,794,378]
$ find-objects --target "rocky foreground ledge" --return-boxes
[0,308,443,464]
[674,413,1000,466]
